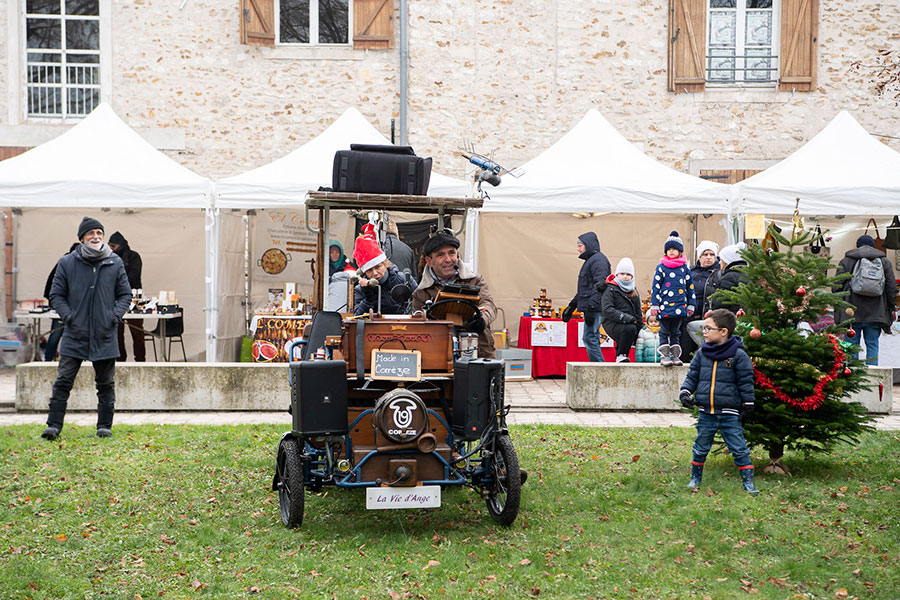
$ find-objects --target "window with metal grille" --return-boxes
[707,0,780,85]
[25,0,100,118]
[278,0,350,45]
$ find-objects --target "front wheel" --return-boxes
[276,438,305,528]
[485,435,522,526]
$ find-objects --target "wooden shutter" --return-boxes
[353,0,393,49]
[668,0,706,92]
[241,0,275,47]
[779,0,818,91]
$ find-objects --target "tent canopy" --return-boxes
[736,111,900,215]
[216,107,469,208]
[0,103,212,208]
[481,109,729,214]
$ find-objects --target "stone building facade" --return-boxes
[1,0,898,180]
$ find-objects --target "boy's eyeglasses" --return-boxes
[702,326,724,333]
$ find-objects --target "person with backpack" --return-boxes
[834,234,897,365]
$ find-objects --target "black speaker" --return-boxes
[452,358,504,441]
[290,360,349,436]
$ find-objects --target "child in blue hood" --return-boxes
[679,308,759,495]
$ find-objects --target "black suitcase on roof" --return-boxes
[332,144,432,195]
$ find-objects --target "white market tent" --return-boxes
[0,103,212,208]
[0,103,217,360]
[214,108,471,351]
[482,109,729,214]
[470,109,731,343]
[735,110,900,216]
[216,107,469,207]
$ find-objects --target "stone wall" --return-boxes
[1,0,899,179]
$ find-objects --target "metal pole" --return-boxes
[399,0,408,145]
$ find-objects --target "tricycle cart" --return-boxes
[271,192,523,527]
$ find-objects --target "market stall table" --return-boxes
[517,315,634,377]
[14,310,180,362]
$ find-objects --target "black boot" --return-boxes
[739,467,759,495]
[688,461,703,489]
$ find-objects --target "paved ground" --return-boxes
[2,370,899,430]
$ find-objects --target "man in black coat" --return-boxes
[382,217,416,277]
[834,234,897,365]
[108,231,145,361]
[41,217,132,440]
[562,232,611,362]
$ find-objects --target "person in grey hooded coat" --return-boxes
[42,217,132,441]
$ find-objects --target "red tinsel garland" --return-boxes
[752,334,845,411]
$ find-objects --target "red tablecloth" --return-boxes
[517,316,633,377]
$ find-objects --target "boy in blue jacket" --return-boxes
[679,308,759,495]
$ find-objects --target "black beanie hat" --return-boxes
[109,231,127,246]
[423,229,460,256]
[77,216,104,240]
[856,234,875,248]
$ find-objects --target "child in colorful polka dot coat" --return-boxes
[650,231,696,367]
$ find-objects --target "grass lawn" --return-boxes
[1,424,898,600]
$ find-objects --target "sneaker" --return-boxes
[41,426,60,440]
[615,354,629,363]
[96,428,112,438]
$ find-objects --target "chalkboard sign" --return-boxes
[370,349,422,381]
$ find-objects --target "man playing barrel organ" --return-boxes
[412,229,497,358]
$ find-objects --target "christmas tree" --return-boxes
[712,207,875,473]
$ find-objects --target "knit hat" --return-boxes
[719,242,746,266]
[615,257,635,276]
[696,240,719,259]
[109,231,127,246]
[77,216,104,240]
[856,234,876,248]
[423,228,460,256]
[664,230,684,253]
[353,223,387,273]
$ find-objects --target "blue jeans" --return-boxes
[846,322,881,366]
[44,319,63,361]
[582,311,605,362]
[692,411,752,468]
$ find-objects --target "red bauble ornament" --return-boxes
[750,328,761,339]
[736,309,745,317]
[843,367,852,376]
[766,248,774,255]
[796,286,806,297]
[847,328,856,338]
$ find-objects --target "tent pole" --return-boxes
[204,206,218,362]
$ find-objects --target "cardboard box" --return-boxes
[495,348,532,380]
[492,330,508,350]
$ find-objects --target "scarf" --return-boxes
[429,266,458,287]
[661,255,687,268]
[614,274,635,293]
[700,335,742,360]
[80,242,113,262]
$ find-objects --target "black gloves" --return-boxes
[621,313,637,324]
[679,389,694,409]
[465,311,486,333]
[740,402,755,422]
[561,305,575,323]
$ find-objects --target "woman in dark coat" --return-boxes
[681,240,720,359]
[600,257,643,362]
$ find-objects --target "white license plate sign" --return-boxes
[366,485,441,509]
